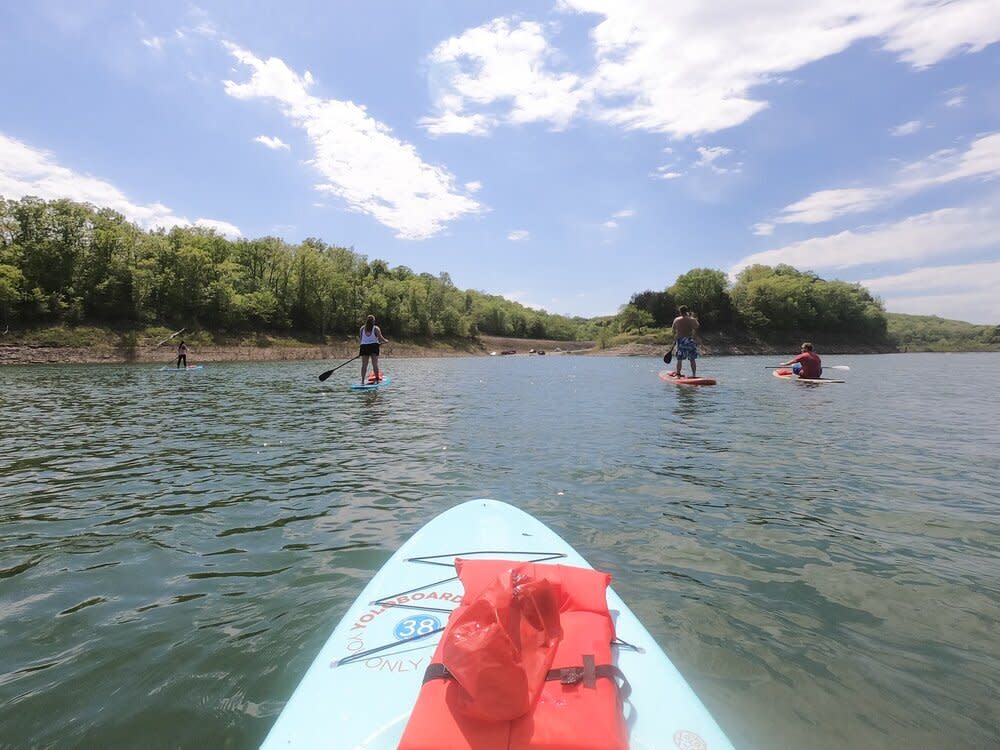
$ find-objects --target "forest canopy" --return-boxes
[7,195,985,352]
[0,196,587,341]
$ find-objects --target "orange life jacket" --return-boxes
[397,559,629,750]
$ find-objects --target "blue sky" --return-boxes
[2,1,999,323]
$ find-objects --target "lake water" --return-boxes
[1,353,998,750]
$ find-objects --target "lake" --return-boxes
[1,353,998,750]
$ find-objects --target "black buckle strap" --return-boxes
[423,663,452,683]
[545,661,624,688]
[424,656,626,689]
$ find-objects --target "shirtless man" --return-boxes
[671,306,700,377]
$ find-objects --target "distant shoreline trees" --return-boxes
[6,196,992,351]
[0,196,584,341]
[621,265,888,340]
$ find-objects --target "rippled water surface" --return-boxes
[2,353,998,750]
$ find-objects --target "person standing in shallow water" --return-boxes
[359,315,388,384]
[176,341,187,369]
[671,306,700,377]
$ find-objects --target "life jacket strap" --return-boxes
[423,657,625,690]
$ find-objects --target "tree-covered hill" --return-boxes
[0,196,586,342]
[886,313,1000,352]
[617,264,892,347]
[3,196,995,353]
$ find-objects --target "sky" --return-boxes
[1,1,999,324]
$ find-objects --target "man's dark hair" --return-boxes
[678,305,689,315]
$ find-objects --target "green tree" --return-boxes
[668,268,731,327]
[0,263,25,327]
[617,304,655,333]
[629,289,675,326]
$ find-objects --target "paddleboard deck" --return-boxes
[658,369,717,386]
[772,368,844,384]
[350,374,391,390]
[158,365,203,372]
[261,499,734,750]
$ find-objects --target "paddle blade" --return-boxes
[663,349,673,364]
[318,369,334,382]
[827,365,851,370]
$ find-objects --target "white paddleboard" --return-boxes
[350,374,391,390]
[261,499,735,750]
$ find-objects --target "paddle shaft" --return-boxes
[318,354,360,381]
[766,365,850,370]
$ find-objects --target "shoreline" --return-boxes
[0,336,595,366]
[0,334,907,366]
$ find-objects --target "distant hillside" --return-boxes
[887,313,1000,352]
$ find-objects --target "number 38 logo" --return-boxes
[393,615,442,641]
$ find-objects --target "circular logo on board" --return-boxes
[673,729,707,750]
[393,614,442,641]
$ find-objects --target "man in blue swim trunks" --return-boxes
[671,305,700,377]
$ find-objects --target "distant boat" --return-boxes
[500,349,516,355]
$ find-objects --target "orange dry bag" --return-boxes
[440,569,562,720]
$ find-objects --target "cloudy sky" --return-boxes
[2,1,998,323]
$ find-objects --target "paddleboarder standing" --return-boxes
[359,315,389,384]
[176,341,188,369]
[671,306,700,378]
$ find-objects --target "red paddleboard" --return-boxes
[659,370,717,386]
[772,368,844,384]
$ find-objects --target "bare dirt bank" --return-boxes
[0,330,896,366]
[0,335,594,366]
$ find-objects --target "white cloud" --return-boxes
[945,95,965,108]
[254,135,289,151]
[882,289,1000,324]
[425,2,1000,138]
[507,229,530,241]
[422,18,587,135]
[752,222,775,236]
[861,260,1000,294]
[767,132,1000,227]
[612,208,635,218]
[695,146,739,174]
[891,119,922,136]
[896,132,1000,191]
[582,0,1000,135]
[142,36,164,51]
[861,261,1000,324]
[465,180,482,193]
[421,111,493,136]
[194,218,242,236]
[732,203,1000,274]
[652,167,682,180]
[223,42,480,240]
[501,291,545,310]
[0,132,241,237]
[879,0,1000,68]
[777,187,893,224]
[602,220,618,229]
